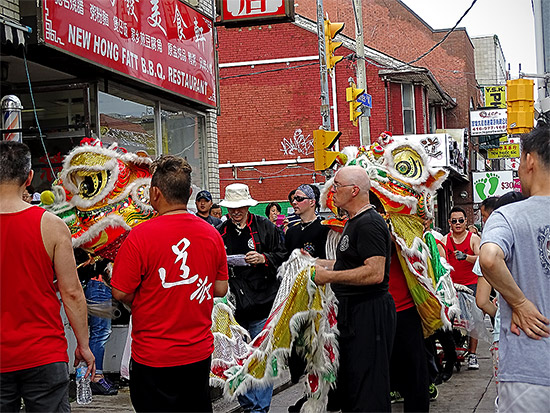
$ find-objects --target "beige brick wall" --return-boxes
[204,108,220,201]
[0,0,20,20]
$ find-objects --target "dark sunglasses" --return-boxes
[451,218,465,224]
[292,196,311,203]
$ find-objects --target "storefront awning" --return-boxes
[0,17,31,48]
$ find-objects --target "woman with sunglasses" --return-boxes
[284,184,329,261]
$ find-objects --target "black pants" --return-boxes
[431,328,457,372]
[335,292,396,412]
[130,356,212,413]
[0,361,69,413]
[390,306,430,412]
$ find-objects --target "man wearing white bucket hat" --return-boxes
[218,183,286,413]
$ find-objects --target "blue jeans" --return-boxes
[85,280,112,374]
[237,318,273,413]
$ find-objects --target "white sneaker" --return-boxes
[468,353,480,370]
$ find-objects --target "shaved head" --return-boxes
[336,166,371,193]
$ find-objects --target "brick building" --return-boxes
[217,14,457,224]
[285,0,483,226]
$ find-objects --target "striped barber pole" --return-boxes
[1,95,23,142]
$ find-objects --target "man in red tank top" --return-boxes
[0,141,95,412]
[442,206,481,370]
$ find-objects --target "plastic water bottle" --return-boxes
[76,361,92,405]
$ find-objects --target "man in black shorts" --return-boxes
[315,166,396,412]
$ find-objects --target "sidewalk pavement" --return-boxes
[72,339,496,413]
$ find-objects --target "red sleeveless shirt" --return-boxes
[444,231,478,286]
[0,207,68,372]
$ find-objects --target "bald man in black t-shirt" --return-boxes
[315,166,396,412]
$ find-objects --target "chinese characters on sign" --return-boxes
[219,0,294,25]
[470,109,507,136]
[42,0,216,107]
[487,143,520,159]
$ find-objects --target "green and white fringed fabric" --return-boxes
[210,251,339,412]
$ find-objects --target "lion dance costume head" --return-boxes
[323,132,459,337]
[41,138,155,261]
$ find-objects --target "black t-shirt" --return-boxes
[331,208,391,297]
[285,218,330,259]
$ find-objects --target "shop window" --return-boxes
[98,91,156,155]
[402,84,415,134]
[161,110,205,188]
[14,85,92,191]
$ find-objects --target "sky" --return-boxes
[400,0,538,78]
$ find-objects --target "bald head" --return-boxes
[336,166,371,193]
[331,166,371,213]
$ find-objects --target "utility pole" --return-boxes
[316,0,331,131]
[353,0,370,145]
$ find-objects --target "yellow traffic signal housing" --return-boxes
[346,84,365,126]
[506,78,534,134]
[324,18,344,70]
[313,129,342,171]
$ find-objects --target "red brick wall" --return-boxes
[296,0,481,129]
[217,22,413,201]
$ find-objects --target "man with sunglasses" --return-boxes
[442,206,481,370]
[314,166,396,412]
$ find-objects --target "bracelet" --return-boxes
[311,268,316,283]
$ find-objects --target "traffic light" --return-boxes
[506,78,534,134]
[346,83,365,126]
[313,129,342,171]
[324,18,344,70]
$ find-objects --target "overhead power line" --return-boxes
[401,0,479,67]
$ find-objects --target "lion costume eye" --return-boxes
[71,170,109,199]
[392,148,424,180]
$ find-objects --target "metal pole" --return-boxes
[317,0,331,130]
[353,0,370,144]
[533,0,548,100]
[331,73,339,149]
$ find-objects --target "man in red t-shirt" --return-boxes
[112,155,228,413]
[442,206,481,370]
[0,141,95,412]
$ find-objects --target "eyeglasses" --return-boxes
[332,182,355,190]
[292,195,311,203]
[451,218,465,224]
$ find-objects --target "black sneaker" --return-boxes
[90,378,118,396]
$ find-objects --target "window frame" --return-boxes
[401,83,416,134]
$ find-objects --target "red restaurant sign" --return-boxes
[41,0,216,107]
[219,0,294,25]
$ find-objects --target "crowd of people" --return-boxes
[1,122,549,413]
